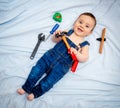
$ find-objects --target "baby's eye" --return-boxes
[79,21,82,24]
[86,25,90,28]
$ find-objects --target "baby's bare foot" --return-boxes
[27,93,34,101]
[17,88,26,95]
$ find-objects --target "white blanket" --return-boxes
[0,0,120,108]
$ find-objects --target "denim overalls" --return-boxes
[22,37,89,98]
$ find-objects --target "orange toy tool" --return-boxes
[99,28,106,54]
[62,36,79,72]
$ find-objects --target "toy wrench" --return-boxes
[30,33,45,59]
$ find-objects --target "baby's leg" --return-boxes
[17,88,26,95]
[27,93,34,101]
[17,88,34,101]
[22,57,49,94]
[31,68,66,98]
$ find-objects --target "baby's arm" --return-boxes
[70,45,89,62]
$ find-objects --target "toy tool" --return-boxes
[45,23,59,40]
[30,33,45,59]
[96,28,106,54]
[99,28,106,54]
[62,35,78,72]
[56,32,78,72]
[53,12,62,22]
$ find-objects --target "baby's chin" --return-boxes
[76,31,84,36]
[74,32,84,37]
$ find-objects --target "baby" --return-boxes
[17,12,96,101]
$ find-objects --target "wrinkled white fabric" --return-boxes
[0,0,120,108]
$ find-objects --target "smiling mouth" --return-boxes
[77,28,83,32]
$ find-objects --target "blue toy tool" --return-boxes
[45,23,59,40]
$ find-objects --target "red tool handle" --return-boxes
[71,60,78,72]
[68,50,78,72]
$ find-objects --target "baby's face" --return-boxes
[73,15,96,37]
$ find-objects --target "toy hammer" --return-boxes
[56,32,78,72]
[62,36,78,72]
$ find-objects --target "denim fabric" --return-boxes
[22,38,77,98]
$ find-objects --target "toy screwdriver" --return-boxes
[45,23,59,40]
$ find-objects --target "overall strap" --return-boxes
[65,29,90,48]
[79,41,90,48]
[67,29,74,36]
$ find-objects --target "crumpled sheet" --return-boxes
[0,0,120,108]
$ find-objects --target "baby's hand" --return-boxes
[76,45,82,52]
[54,30,62,36]
[52,30,62,42]
[70,47,78,55]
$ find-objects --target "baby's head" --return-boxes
[79,12,96,30]
[73,12,96,37]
